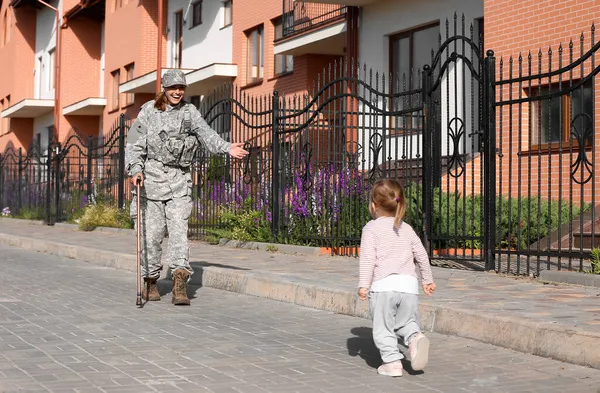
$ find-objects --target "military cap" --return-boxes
[162,69,187,88]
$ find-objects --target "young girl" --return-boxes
[358,179,436,377]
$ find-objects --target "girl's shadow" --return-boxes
[347,327,423,375]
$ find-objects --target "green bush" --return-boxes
[590,248,600,275]
[205,201,271,243]
[15,207,45,221]
[198,182,588,252]
[78,203,133,231]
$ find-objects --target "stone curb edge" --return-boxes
[1,232,599,369]
[4,218,599,289]
[539,270,600,288]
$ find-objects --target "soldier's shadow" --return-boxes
[347,327,423,375]
[156,261,250,300]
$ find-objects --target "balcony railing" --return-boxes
[281,1,346,39]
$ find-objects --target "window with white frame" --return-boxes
[274,18,293,75]
[174,10,183,68]
[222,0,232,28]
[246,25,264,83]
[124,63,135,106]
[111,69,120,111]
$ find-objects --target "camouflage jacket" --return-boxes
[125,100,231,200]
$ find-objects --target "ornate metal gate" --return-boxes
[421,17,493,269]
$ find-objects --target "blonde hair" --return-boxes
[370,179,406,229]
[154,91,167,111]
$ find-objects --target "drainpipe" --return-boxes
[36,0,61,141]
[156,0,163,94]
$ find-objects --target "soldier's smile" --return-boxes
[165,85,186,105]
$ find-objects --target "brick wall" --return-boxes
[485,0,599,204]
[57,16,104,140]
[102,0,166,133]
[0,5,36,151]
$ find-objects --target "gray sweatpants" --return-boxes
[369,291,420,363]
[134,196,194,279]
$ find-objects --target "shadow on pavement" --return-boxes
[347,327,424,375]
[190,261,251,270]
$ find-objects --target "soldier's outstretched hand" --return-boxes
[229,143,249,159]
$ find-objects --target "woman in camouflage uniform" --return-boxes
[125,69,248,305]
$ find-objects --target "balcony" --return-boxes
[275,1,346,56]
[281,1,346,39]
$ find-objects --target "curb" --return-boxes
[218,239,324,255]
[539,270,600,288]
[1,232,599,369]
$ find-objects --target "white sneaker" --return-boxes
[409,333,430,371]
[377,360,403,377]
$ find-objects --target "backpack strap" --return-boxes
[183,105,192,134]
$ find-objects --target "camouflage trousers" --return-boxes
[132,195,194,279]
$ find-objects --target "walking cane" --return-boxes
[135,179,143,308]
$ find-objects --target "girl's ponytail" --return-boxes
[394,189,406,229]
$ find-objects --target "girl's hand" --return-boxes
[229,143,249,159]
[358,287,369,301]
[422,282,436,296]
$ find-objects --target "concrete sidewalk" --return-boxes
[1,217,599,370]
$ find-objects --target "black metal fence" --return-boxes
[0,18,598,276]
[0,115,131,224]
[492,28,599,274]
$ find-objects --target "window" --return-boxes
[531,80,593,150]
[48,49,55,90]
[191,1,202,28]
[174,11,183,68]
[390,22,439,84]
[124,63,135,106]
[246,26,264,83]
[389,22,439,131]
[274,19,293,75]
[222,0,232,28]
[111,69,120,111]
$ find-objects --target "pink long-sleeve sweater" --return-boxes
[358,216,434,289]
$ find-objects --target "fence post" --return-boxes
[17,148,22,215]
[271,91,280,241]
[484,50,497,271]
[54,142,61,222]
[421,65,432,253]
[117,114,126,209]
[87,135,93,199]
[45,143,53,224]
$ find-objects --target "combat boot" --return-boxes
[143,277,161,301]
[172,269,191,305]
